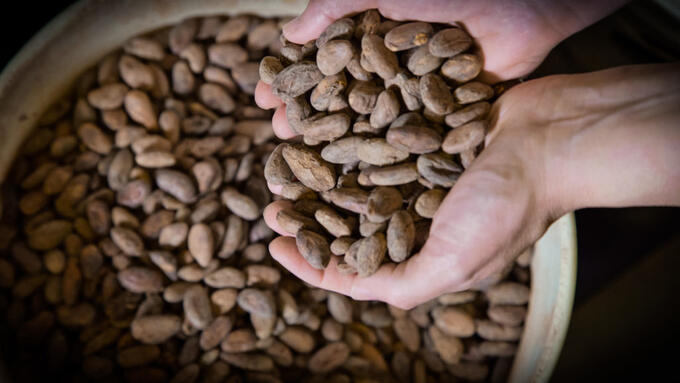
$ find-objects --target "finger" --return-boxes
[269,236,358,296]
[269,236,324,285]
[283,0,378,44]
[268,229,457,309]
[255,81,283,110]
[272,105,297,139]
[283,0,471,44]
[266,181,283,195]
[424,146,535,289]
[349,142,538,308]
[348,248,458,309]
[263,200,295,236]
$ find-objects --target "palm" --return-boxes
[261,80,554,309]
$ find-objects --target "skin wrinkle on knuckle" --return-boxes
[318,264,338,291]
[419,229,461,272]
[425,164,531,290]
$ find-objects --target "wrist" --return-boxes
[532,0,630,47]
[540,64,680,212]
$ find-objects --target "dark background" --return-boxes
[1,0,679,381]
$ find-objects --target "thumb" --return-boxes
[420,145,540,291]
[349,143,543,308]
[283,0,378,44]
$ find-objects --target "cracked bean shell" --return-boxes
[316,18,355,48]
[276,208,321,235]
[417,152,462,187]
[282,145,336,192]
[271,61,323,100]
[264,143,295,185]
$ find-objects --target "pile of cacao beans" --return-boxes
[0,11,531,383]
[262,10,494,277]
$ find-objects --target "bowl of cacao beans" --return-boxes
[0,0,576,382]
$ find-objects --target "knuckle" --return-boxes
[447,266,478,291]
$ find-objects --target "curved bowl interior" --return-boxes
[0,1,577,382]
[510,213,577,382]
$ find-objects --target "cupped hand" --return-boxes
[260,78,558,309]
[254,1,568,309]
[256,0,625,140]
[261,62,680,309]
[281,0,578,82]
[255,1,672,309]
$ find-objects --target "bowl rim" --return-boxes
[510,212,577,382]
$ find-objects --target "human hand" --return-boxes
[277,0,627,82]
[261,62,680,309]
[255,0,629,138]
